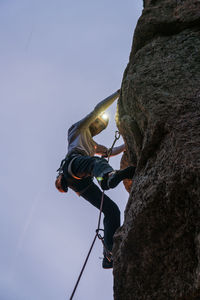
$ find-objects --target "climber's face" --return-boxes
[89,114,109,136]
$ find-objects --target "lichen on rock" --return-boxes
[114,1,200,299]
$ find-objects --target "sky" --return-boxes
[0,1,142,300]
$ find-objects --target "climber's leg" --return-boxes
[70,154,136,190]
[100,166,136,190]
[81,181,120,253]
[70,155,113,179]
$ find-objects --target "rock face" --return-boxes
[114,1,200,299]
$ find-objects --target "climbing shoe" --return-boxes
[100,166,136,190]
[102,256,113,269]
[102,248,113,269]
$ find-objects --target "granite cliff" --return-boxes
[114,1,200,299]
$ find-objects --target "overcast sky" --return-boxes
[0,1,142,299]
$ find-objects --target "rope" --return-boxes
[69,130,120,300]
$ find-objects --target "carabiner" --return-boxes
[115,130,121,140]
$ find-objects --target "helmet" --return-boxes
[89,112,109,136]
[55,174,68,193]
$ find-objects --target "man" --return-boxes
[55,90,135,268]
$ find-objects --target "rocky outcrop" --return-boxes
[114,1,200,299]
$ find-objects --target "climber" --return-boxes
[55,89,135,268]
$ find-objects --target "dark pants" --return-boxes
[63,155,121,251]
[81,182,120,251]
[70,155,114,179]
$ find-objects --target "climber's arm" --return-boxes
[108,144,126,157]
[77,90,120,129]
[94,143,109,157]
[95,143,125,157]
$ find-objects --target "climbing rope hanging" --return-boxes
[69,130,120,300]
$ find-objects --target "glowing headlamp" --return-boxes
[101,112,109,121]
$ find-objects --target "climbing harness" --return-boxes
[69,130,121,300]
[67,156,82,180]
[55,154,83,193]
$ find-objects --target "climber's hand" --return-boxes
[95,144,108,157]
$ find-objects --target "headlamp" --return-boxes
[101,112,109,121]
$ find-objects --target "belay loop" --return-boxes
[69,130,121,300]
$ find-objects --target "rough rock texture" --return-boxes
[120,150,135,193]
[114,1,200,299]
